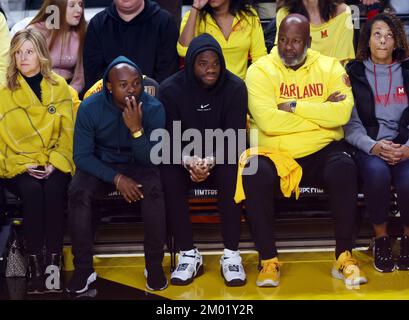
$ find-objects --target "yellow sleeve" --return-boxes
[294,61,354,128]
[249,13,267,63]
[0,13,10,88]
[69,85,81,122]
[274,8,288,45]
[48,83,75,174]
[337,9,355,63]
[246,63,319,135]
[177,11,192,58]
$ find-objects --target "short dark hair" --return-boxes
[356,12,409,62]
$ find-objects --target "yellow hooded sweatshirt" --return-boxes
[245,47,354,159]
[0,73,75,178]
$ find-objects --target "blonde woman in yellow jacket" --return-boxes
[178,0,267,80]
[0,29,74,295]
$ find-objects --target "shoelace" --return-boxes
[176,263,189,271]
[261,261,280,274]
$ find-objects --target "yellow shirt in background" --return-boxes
[0,13,10,88]
[177,9,267,80]
[275,7,355,63]
[245,47,354,159]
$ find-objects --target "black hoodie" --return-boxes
[83,0,179,92]
[159,33,248,163]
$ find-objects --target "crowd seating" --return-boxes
[1,4,409,267]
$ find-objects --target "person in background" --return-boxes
[0,8,10,87]
[345,12,409,273]
[27,0,87,94]
[178,0,267,80]
[275,0,355,65]
[0,29,74,294]
[83,0,179,92]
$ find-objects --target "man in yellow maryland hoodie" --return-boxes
[242,14,367,288]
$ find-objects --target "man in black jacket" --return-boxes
[159,33,248,287]
[83,0,179,92]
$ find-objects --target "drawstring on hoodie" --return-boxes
[374,64,393,107]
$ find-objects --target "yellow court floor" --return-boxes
[64,249,409,300]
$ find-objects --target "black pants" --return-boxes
[68,165,166,271]
[243,141,358,260]
[6,171,71,255]
[161,164,242,251]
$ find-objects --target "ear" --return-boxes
[307,36,312,49]
[106,81,112,93]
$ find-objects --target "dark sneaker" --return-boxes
[66,269,97,294]
[27,276,44,295]
[397,235,409,271]
[144,266,168,291]
[373,236,395,273]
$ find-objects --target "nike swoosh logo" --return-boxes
[200,104,210,109]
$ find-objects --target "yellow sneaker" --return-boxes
[256,257,280,287]
[332,251,368,286]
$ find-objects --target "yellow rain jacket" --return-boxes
[245,47,354,159]
[0,73,75,178]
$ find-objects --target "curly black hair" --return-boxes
[199,0,257,24]
[277,0,343,23]
[356,12,409,62]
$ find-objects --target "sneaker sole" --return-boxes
[373,261,395,273]
[27,290,44,295]
[396,264,409,271]
[219,268,246,287]
[256,279,279,287]
[331,268,367,286]
[144,269,169,291]
[66,272,97,294]
[171,264,204,286]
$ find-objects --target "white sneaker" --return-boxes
[220,249,246,286]
[171,248,203,285]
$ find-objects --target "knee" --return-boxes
[19,178,42,196]
[362,160,391,185]
[325,154,358,184]
[243,156,278,189]
[67,184,95,207]
[141,169,164,200]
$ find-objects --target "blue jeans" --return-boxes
[354,150,409,226]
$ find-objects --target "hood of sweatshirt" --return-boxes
[269,46,321,74]
[184,33,227,95]
[102,55,148,109]
[106,0,160,25]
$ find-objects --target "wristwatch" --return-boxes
[132,128,144,139]
[289,101,297,113]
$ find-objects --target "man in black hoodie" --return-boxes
[159,34,248,287]
[83,0,179,93]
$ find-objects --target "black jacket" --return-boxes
[159,34,248,162]
[83,0,179,92]
[346,59,409,144]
